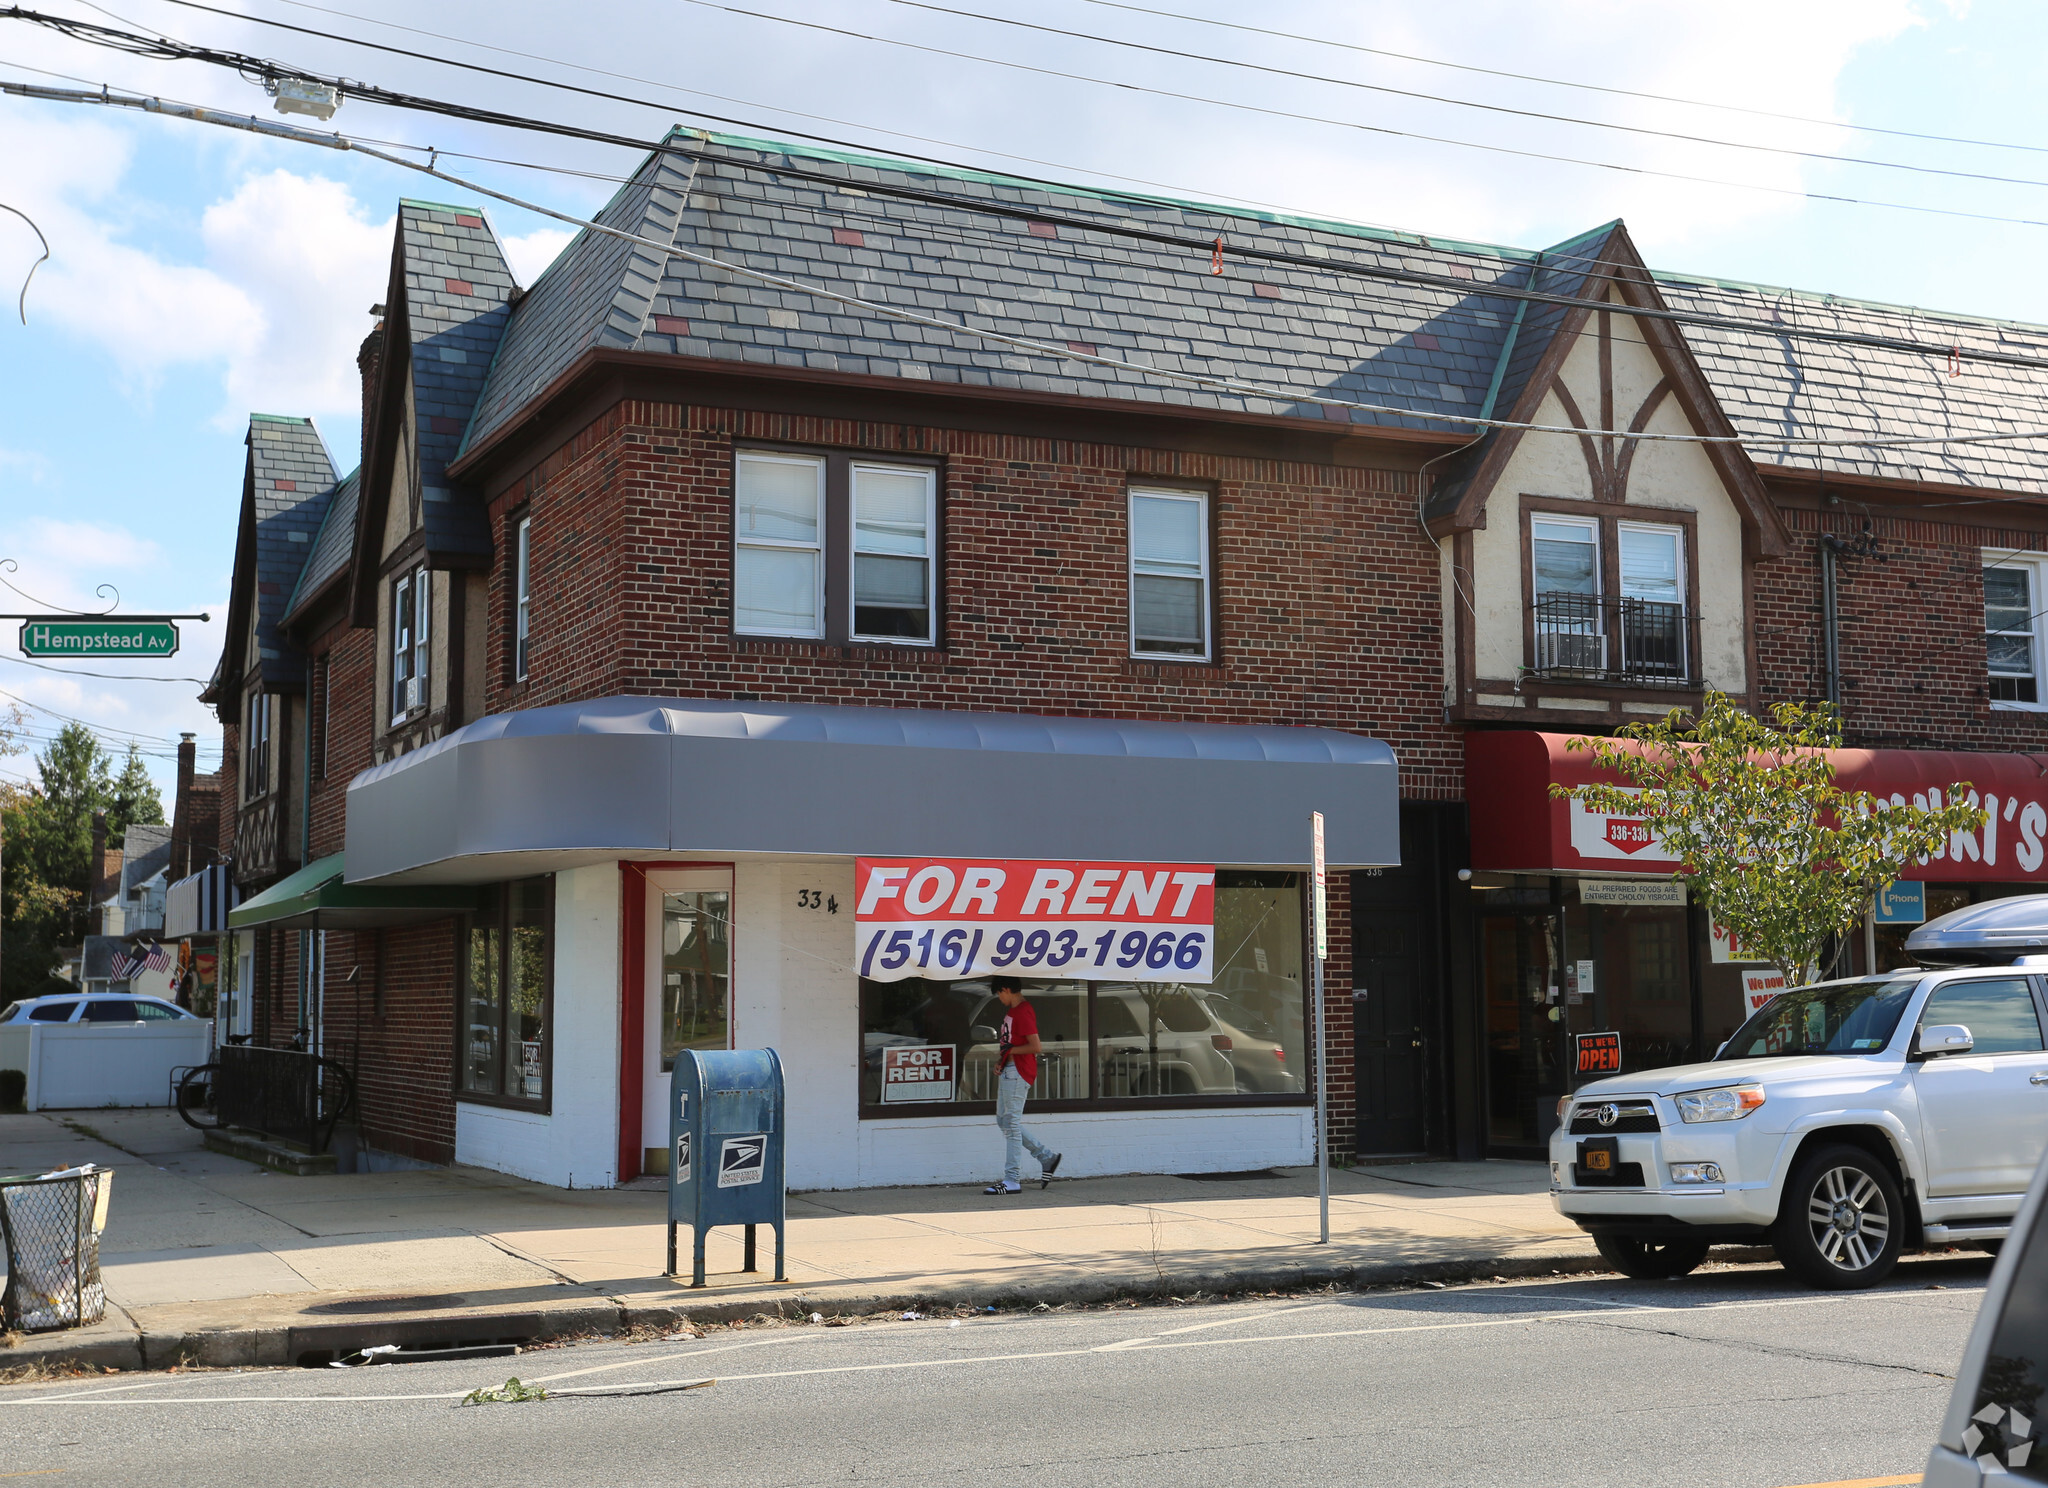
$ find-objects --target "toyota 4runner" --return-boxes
[1553,945,2048,1289]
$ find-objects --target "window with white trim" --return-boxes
[1129,488,1210,659]
[391,565,429,721]
[514,514,533,681]
[852,462,935,642]
[1986,553,2048,707]
[734,452,825,637]
[733,449,941,644]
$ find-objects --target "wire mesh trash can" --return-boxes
[0,1165,112,1331]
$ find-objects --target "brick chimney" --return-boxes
[175,734,196,878]
[358,311,385,472]
[90,809,118,935]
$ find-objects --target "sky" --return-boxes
[1,0,2044,799]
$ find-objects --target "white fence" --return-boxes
[0,1022,213,1110]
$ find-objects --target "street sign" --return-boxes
[1311,811,1328,963]
[18,619,179,658]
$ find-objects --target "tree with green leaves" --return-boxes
[2,723,166,999]
[1553,694,1987,987]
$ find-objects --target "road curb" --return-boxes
[3,1246,1631,1377]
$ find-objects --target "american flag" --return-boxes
[111,942,171,981]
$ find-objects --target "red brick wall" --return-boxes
[320,923,458,1165]
[1754,507,2048,753]
[486,401,1463,799]
[306,621,378,860]
[1320,873,1356,1162]
[216,720,239,864]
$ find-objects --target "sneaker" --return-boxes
[983,1182,1022,1195]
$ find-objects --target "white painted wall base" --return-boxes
[453,862,621,1188]
[848,1105,1315,1190]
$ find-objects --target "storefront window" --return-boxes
[462,876,552,1104]
[857,872,1305,1112]
[661,890,731,1071]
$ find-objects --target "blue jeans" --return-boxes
[997,1068,1054,1182]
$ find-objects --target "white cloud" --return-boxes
[504,227,574,288]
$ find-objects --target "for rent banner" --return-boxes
[855,858,1216,984]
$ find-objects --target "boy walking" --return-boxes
[985,975,1062,1195]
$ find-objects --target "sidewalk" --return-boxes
[0,1109,1602,1374]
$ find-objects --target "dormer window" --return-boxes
[1526,502,1696,688]
[392,565,430,721]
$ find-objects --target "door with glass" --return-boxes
[642,868,734,1172]
[1480,890,1566,1151]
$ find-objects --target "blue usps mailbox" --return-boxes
[667,1048,786,1288]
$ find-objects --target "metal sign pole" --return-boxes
[1312,812,1329,1246]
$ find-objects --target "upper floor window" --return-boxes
[1130,488,1210,660]
[1986,554,2047,707]
[514,514,533,682]
[392,565,429,721]
[244,691,271,798]
[733,449,939,644]
[1528,504,1692,686]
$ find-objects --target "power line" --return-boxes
[40,0,2048,266]
[1078,0,2048,160]
[16,14,2048,379]
[174,0,1405,229]
[12,75,2048,456]
[885,0,2048,193]
[0,652,214,683]
[670,0,2048,232]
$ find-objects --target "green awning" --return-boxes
[228,853,477,931]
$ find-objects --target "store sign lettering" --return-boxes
[855,857,1216,984]
[1742,968,1787,1015]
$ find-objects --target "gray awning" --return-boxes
[344,697,1399,884]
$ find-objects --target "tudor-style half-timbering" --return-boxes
[204,414,340,887]
[348,200,517,763]
[1426,224,1790,730]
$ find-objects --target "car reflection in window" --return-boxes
[1718,977,1921,1059]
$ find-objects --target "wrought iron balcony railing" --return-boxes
[1530,591,1700,688]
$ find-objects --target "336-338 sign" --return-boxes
[855,858,1216,984]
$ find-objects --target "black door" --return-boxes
[1351,855,1433,1154]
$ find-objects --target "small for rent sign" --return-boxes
[855,858,1216,984]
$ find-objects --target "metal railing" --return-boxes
[1531,591,1699,688]
[179,1044,356,1153]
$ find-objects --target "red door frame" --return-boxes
[616,861,738,1185]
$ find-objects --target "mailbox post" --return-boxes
[666,1048,787,1288]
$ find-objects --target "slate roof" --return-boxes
[245,415,337,687]
[395,200,518,555]
[457,131,2048,504]
[284,466,359,622]
[117,824,174,896]
[464,130,1519,451]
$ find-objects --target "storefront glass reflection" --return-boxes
[857,872,1306,1110]
[661,890,731,1072]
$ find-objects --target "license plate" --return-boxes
[1576,1136,1620,1176]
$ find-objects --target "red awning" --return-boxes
[1466,731,2048,883]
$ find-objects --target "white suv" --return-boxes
[1552,957,2048,1289]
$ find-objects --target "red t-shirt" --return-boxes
[999,1001,1039,1085]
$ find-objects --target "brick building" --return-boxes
[192,129,2048,1185]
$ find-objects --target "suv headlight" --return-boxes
[1675,1085,1765,1123]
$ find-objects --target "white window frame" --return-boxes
[1529,513,1603,601]
[1529,513,1603,674]
[391,565,429,722]
[1616,519,1688,679]
[1128,487,1212,662]
[1985,550,2048,712]
[245,691,270,799]
[850,461,938,646]
[733,451,826,639]
[514,514,533,681]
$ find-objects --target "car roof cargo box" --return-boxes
[1905,895,2048,965]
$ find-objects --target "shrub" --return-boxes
[0,1067,25,1112]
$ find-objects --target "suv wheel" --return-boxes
[1593,1233,1711,1279]
[1774,1144,1903,1289]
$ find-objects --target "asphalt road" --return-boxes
[0,1254,1997,1488]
